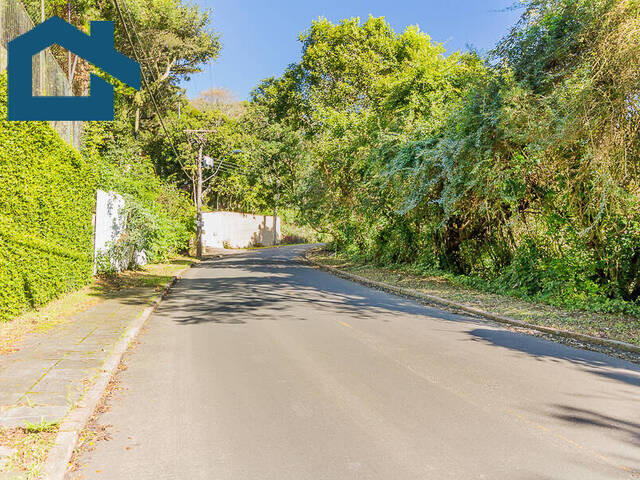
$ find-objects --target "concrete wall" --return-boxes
[93,190,146,272]
[202,211,281,249]
[94,190,125,260]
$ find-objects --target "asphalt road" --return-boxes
[70,245,640,480]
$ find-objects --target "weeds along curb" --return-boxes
[40,263,194,480]
[300,252,640,356]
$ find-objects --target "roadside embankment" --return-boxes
[303,248,640,359]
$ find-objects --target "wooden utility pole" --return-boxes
[185,130,244,258]
[196,141,203,259]
[272,178,279,246]
[184,129,218,260]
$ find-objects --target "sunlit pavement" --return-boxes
[69,245,640,480]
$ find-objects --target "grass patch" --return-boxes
[0,255,195,354]
[94,255,194,292]
[0,421,60,479]
[308,248,640,347]
[22,421,58,435]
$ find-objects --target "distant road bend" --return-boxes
[70,245,640,480]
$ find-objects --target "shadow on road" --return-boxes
[550,404,640,449]
[157,247,640,390]
[468,328,640,388]
[143,246,640,471]
[154,247,476,326]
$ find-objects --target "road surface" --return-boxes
[70,245,640,479]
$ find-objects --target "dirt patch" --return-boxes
[0,422,59,479]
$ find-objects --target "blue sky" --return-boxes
[183,1,523,100]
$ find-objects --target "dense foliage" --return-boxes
[0,0,219,320]
[23,0,287,221]
[83,120,194,268]
[6,0,639,319]
[0,74,94,321]
[25,0,218,269]
[22,0,221,197]
[250,1,640,314]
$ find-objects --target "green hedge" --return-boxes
[0,73,94,322]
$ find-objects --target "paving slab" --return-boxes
[0,445,15,470]
[0,472,25,479]
[0,287,157,429]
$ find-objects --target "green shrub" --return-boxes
[0,74,94,321]
[95,192,193,274]
[82,120,194,273]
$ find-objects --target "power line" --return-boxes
[201,158,248,184]
[114,0,250,184]
[214,158,248,172]
[120,0,162,82]
[206,164,243,176]
[210,164,240,174]
[111,0,186,171]
[214,158,247,171]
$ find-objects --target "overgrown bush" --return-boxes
[254,1,640,316]
[0,70,194,319]
[82,121,194,273]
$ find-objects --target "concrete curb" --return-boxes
[40,263,193,480]
[300,252,640,356]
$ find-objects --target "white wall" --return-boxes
[93,190,146,272]
[202,211,281,249]
[94,190,126,271]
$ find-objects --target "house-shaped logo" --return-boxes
[7,17,140,121]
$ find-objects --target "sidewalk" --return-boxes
[0,287,157,429]
[0,257,193,478]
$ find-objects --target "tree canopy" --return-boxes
[19,0,640,314]
[244,1,640,314]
